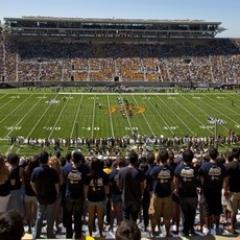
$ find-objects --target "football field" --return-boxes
[0,90,240,140]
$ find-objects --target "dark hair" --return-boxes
[0,211,24,240]
[65,152,72,163]
[72,151,85,165]
[168,150,174,161]
[182,149,194,164]
[232,148,240,161]
[226,151,234,163]
[209,147,218,160]
[115,220,141,240]
[7,153,19,166]
[39,151,49,164]
[91,159,102,173]
[157,149,169,163]
[25,156,39,180]
[128,150,139,166]
[146,151,155,165]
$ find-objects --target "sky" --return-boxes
[0,0,239,38]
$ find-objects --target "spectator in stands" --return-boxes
[108,159,125,229]
[118,150,144,221]
[199,147,226,235]
[31,151,60,240]
[49,155,64,233]
[142,151,156,231]
[23,155,39,233]
[64,150,89,239]
[0,155,10,214]
[115,219,141,240]
[149,149,173,237]
[224,148,240,234]
[174,149,198,237]
[168,150,180,234]
[85,158,109,237]
[7,153,24,217]
[0,210,24,240]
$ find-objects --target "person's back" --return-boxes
[119,165,143,203]
[30,151,59,240]
[118,150,144,221]
[31,164,58,205]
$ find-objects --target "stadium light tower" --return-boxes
[208,116,224,146]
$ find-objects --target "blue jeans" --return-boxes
[33,201,56,240]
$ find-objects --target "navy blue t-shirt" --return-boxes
[145,163,157,192]
[65,163,89,199]
[225,161,240,193]
[118,166,145,204]
[174,162,197,198]
[199,161,225,194]
[109,169,121,195]
[31,165,59,205]
[150,164,173,198]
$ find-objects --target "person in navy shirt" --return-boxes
[199,147,226,235]
[174,149,198,237]
[149,149,173,237]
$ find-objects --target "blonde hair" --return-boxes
[48,156,63,185]
[0,155,9,183]
[49,156,61,171]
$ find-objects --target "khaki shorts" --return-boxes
[149,194,172,221]
[229,192,240,215]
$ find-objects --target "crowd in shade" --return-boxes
[1,35,240,83]
[0,145,240,239]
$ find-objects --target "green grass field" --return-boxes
[0,89,239,143]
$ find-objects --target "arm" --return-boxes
[84,185,89,200]
[30,181,37,195]
[55,183,60,195]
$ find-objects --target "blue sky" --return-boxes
[0,0,239,37]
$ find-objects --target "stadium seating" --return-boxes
[1,36,240,84]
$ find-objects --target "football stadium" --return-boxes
[1,1,240,239]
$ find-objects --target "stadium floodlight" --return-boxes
[208,116,224,146]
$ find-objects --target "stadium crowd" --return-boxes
[1,35,240,83]
[1,146,240,239]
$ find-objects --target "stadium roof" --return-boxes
[4,16,222,25]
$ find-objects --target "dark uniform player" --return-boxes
[149,149,173,237]
[174,149,198,237]
[199,147,226,235]
[224,148,240,234]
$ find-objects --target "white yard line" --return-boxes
[0,98,15,111]
[174,97,212,134]
[48,98,70,139]
[0,94,8,100]
[70,95,84,138]
[146,95,174,135]
[157,96,195,135]
[131,95,156,137]
[26,94,58,138]
[203,94,240,125]
[91,95,96,139]
[107,95,115,138]
[181,95,229,131]
[5,97,43,138]
[0,95,33,125]
[118,94,134,135]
